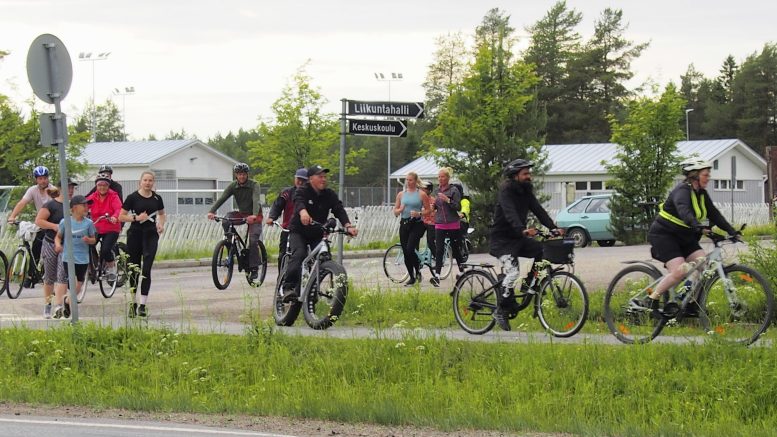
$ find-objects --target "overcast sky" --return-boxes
[1,0,775,141]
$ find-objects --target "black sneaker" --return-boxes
[128,302,137,318]
[137,304,147,318]
[493,307,511,331]
[249,269,259,282]
[63,300,71,318]
[404,278,417,287]
[684,301,701,318]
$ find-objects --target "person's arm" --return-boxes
[460,198,471,221]
[156,209,166,234]
[54,223,64,253]
[267,190,287,222]
[209,183,234,215]
[671,187,700,227]
[34,206,56,232]
[705,195,737,235]
[83,222,97,245]
[393,192,404,217]
[7,189,32,222]
[529,194,557,230]
[447,187,461,211]
[329,192,356,236]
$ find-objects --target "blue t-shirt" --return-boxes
[58,217,96,264]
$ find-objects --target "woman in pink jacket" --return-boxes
[86,176,123,281]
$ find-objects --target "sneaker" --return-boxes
[249,269,259,282]
[137,304,147,318]
[404,278,417,287]
[493,307,511,331]
[63,300,71,318]
[430,276,440,287]
[23,278,33,289]
[630,295,658,310]
[43,304,52,319]
[684,301,701,318]
[128,302,137,318]
[105,266,118,282]
[53,305,64,319]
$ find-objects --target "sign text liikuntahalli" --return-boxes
[348,119,407,138]
[347,100,424,119]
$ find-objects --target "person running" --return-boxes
[34,180,77,318]
[7,165,54,288]
[86,164,124,200]
[489,159,564,331]
[266,168,308,261]
[281,164,357,302]
[430,167,465,287]
[420,180,436,262]
[392,171,429,286]
[86,175,123,281]
[52,195,97,319]
[207,162,263,282]
[119,171,166,318]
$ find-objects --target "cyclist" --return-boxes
[53,195,97,319]
[430,167,465,287]
[639,158,739,314]
[489,159,564,331]
[281,164,357,302]
[207,163,263,282]
[86,175,123,281]
[86,164,124,200]
[392,171,430,286]
[266,168,308,261]
[7,165,54,288]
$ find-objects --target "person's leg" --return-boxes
[399,221,416,281]
[406,221,426,281]
[517,238,544,289]
[433,228,449,283]
[41,240,58,317]
[448,228,465,272]
[125,228,143,316]
[247,221,262,273]
[100,232,120,276]
[138,230,159,304]
[283,232,308,298]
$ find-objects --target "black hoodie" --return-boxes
[489,179,556,255]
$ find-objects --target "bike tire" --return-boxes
[439,241,454,280]
[452,269,498,335]
[302,260,348,330]
[699,264,775,345]
[0,250,8,297]
[604,264,666,344]
[211,240,234,290]
[536,271,589,337]
[6,248,29,299]
[272,258,301,326]
[382,243,409,283]
[98,258,119,299]
[246,240,268,287]
[114,242,129,289]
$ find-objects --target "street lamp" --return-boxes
[685,108,694,141]
[79,51,111,141]
[113,86,135,141]
[374,71,403,205]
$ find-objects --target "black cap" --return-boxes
[68,178,78,186]
[70,195,93,206]
[307,165,330,177]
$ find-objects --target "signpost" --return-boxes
[348,119,407,137]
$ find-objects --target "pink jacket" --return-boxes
[86,189,122,234]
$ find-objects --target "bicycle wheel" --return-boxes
[438,241,454,280]
[452,269,497,335]
[461,238,473,263]
[6,248,29,299]
[0,250,8,297]
[272,254,301,326]
[114,242,129,289]
[382,243,408,283]
[246,240,268,287]
[211,240,234,290]
[604,264,666,344]
[536,271,589,337]
[699,264,775,345]
[98,258,119,299]
[303,260,348,330]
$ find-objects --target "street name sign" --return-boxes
[347,100,424,119]
[348,119,407,137]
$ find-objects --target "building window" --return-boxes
[195,198,204,205]
[736,180,744,190]
[714,179,744,191]
[575,181,587,191]
[713,159,718,170]
[590,181,603,190]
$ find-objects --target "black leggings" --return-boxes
[434,228,465,275]
[399,219,426,277]
[126,227,159,296]
[97,232,119,262]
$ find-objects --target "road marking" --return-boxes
[0,417,297,436]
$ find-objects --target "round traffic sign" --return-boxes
[26,34,73,104]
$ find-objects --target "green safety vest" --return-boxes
[658,188,707,228]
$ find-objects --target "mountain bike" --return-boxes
[78,214,128,302]
[451,231,589,337]
[212,215,268,289]
[382,227,475,283]
[6,221,44,299]
[604,228,774,345]
[0,249,8,296]
[273,219,350,330]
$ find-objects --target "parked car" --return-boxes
[556,194,616,248]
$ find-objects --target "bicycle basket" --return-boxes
[17,221,40,242]
[542,238,575,264]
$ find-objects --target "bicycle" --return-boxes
[451,231,589,337]
[5,221,44,299]
[604,228,774,345]
[0,249,7,296]
[78,214,128,302]
[382,227,474,283]
[272,219,350,330]
[211,215,268,289]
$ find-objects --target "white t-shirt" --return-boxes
[22,184,54,210]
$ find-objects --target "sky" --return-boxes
[1,0,776,141]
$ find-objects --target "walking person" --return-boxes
[119,171,166,318]
[430,167,465,287]
[266,168,308,265]
[392,171,429,286]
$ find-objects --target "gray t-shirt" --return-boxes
[22,185,54,210]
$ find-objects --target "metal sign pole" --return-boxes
[338,99,346,262]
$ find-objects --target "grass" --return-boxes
[154,239,395,261]
[741,223,776,237]
[0,324,775,436]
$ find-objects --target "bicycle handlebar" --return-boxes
[213,216,248,226]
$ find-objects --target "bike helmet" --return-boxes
[503,159,533,177]
[680,158,712,175]
[233,162,250,174]
[421,181,433,191]
[98,164,114,174]
[33,165,49,177]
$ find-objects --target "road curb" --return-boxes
[154,249,387,270]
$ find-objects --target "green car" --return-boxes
[555,194,616,248]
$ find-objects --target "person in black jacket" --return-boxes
[281,164,357,302]
[489,159,564,331]
[641,158,738,314]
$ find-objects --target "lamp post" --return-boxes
[374,71,403,205]
[113,86,135,141]
[685,108,694,141]
[78,51,111,141]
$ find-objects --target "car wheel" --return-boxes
[598,240,616,247]
[567,228,589,248]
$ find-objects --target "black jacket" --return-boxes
[489,180,556,255]
[268,186,297,228]
[289,183,350,238]
[653,182,736,236]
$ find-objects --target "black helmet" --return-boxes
[503,159,534,177]
[233,162,250,174]
[422,181,433,191]
[98,164,113,174]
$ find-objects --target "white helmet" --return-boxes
[680,158,712,175]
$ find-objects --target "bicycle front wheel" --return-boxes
[452,269,497,335]
[0,250,8,297]
[302,260,348,330]
[6,248,29,299]
[536,271,589,337]
[382,243,408,283]
[211,240,234,290]
[272,260,301,326]
[700,264,775,345]
[439,241,454,280]
[604,264,665,344]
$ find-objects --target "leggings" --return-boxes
[434,228,465,275]
[97,232,119,262]
[399,219,426,277]
[126,226,159,296]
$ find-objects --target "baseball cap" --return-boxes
[68,178,78,186]
[70,195,93,207]
[306,165,330,177]
[294,168,309,180]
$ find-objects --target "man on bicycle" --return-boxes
[265,168,308,259]
[640,158,739,315]
[281,164,357,302]
[489,159,564,331]
[207,163,263,282]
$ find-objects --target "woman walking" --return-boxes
[392,172,429,286]
[430,167,465,287]
[119,171,166,318]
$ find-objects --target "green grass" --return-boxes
[742,223,776,237]
[1,324,775,436]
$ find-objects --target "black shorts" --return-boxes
[648,230,702,263]
[60,262,88,283]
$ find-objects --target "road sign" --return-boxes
[348,119,407,137]
[347,100,424,119]
[39,113,68,146]
[26,34,73,104]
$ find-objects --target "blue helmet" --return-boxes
[33,166,50,178]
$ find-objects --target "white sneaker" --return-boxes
[53,305,64,319]
[43,304,52,319]
[105,265,118,282]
